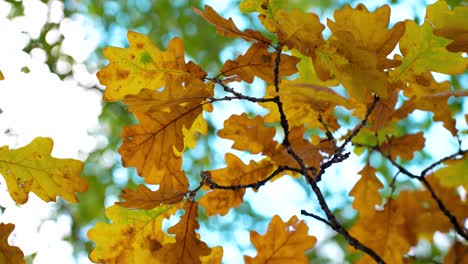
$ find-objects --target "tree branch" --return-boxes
[200,165,302,191]
[373,146,468,240]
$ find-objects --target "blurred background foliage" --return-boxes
[3,0,467,263]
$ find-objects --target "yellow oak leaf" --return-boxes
[97,31,206,101]
[261,81,346,131]
[200,153,274,216]
[394,20,467,81]
[244,215,316,264]
[350,202,410,264]
[400,68,451,98]
[444,242,468,264]
[393,90,468,135]
[217,113,276,155]
[154,200,213,264]
[220,42,299,84]
[239,0,287,33]
[294,51,339,87]
[426,1,468,52]
[328,4,405,70]
[88,203,181,263]
[116,160,188,209]
[379,132,425,160]
[349,164,383,217]
[0,137,87,204]
[434,153,468,191]
[193,5,271,44]
[0,223,24,264]
[275,9,325,58]
[119,102,203,182]
[0,70,4,80]
[314,4,405,101]
[200,246,223,264]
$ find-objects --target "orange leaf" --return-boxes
[0,137,87,204]
[220,42,299,83]
[396,175,468,245]
[0,223,24,264]
[122,82,212,115]
[379,132,425,160]
[97,31,206,101]
[119,103,202,183]
[200,153,274,216]
[349,164,383,217]
[393,90,468,136]
[217,113,276,155]
[155,200,212,263]
[275,9,325,58]
[350,202,410,264]
[270,126,328,170]
[117,169,186,209]
[193,5,271,44]
[244,215,316,264]
[444,242,468,264]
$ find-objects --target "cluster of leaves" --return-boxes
[1,0,467,263]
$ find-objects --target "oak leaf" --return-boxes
[0,137,87,204]
[122,82,212,115]
[262,81,348,130]
[217,113,276,155]
[275,9,325,58]
[270,126,331,170]
[88,203,181,263]
[97,31,206,101]
[426,1,468,52]
[393,90,468,135]
[395,20,467,80]
[0,223,24,264]
[244,215,316,264]
[239,0,287,33]
[314,4,405,101]
[444,242,468,264]
[0,70,4,80]
[328,4,405,70]
[434,153,468,189]
[396,175,468,244]
[200,153,274,216]
[349,164,383,217]
[379,132,425,160]
[154,200,212,264]
[220,42,299,83]
[200,246,223,264]
[116,166,187,209]
[350,202,410,264]
[193,5,271,44]
[119,105,202,183]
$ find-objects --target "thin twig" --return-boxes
[300,209,332,226]
[274,43,283,93]
[201,166,301,191]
